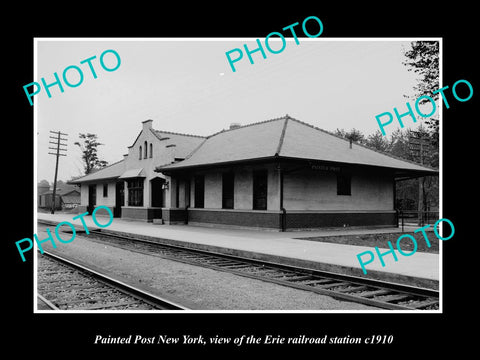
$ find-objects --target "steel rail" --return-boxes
[81,228,439,311]
[38,250,190,311]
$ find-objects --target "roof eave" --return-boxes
[394,169,439,181]
[67,176,120,185]
[155,156,279,173]
[155,155,438,176]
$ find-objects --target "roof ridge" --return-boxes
[155,116,289,172]
[286,116,437,171]
[95,158,124,170]
[182,137,209,161]
[275,116,289,156]
[150,127,163,141]
[154,128,206,139]
[206,115,288,139]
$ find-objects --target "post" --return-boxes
[401,211,404,232]
[48,131,68,214]
[408,132,429,227]
[418,141,424,226]
[277,163,286,232]
[51,132,60,214]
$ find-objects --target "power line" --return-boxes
[48,130,68,214]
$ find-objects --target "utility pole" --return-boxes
[409,131,430,226]
[48,131,68,214]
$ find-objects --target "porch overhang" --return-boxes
[119,168,146,179]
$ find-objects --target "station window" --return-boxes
[144,141,148,159]
[222,172,234,209]
[194,175,204,209]
[149,143,153,158]
[253,170,268,210]
[127,178,144,206]
[337,174,351,195]
[139,146,142,160]
[103,183,108,197]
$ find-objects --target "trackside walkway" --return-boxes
[37,213,440,290]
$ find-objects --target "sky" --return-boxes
[35,38,432,184]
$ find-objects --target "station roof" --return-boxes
[151,130,205,159]
[68,159,125,184]
[119,168,146,179]
[41,188,80,196]
[156,116,438,178]
[67,127,205,184]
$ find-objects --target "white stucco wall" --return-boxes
[124,120,168,207]
[95,182,116,207]
[234,168,253,210]
[188,164,280,211]
[283,169,393,211]
[204,172,222,208]
[80,184,89,205]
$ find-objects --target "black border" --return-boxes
[7,4,473,355]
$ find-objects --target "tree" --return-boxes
[365,130,389,152]
[402,41,440,140]
[38,179,50,188]
[37,179,50,195]
[388,129,413,161]
[74,133,108,175]
[406,125,439,221]
[334,128,365,144]
[51,179,77,193]
[340,127,439,217]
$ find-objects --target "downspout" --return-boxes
[394,177,398,228]
[185,173,190,225]
[278,164,286,232]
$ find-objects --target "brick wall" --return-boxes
[188,209,281,229]
[185,209,396,230]
[121,207,162,222]
[162,208,187,224]
[285,211,397,229]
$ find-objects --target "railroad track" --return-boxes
[37,250,189,311]
[60,226,439,311]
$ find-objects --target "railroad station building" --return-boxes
[69,119,205,221]
[69,116,437,230]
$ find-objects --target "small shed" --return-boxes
[39,188,80,210]
[61,189,81,208]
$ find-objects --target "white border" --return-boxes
[33,37,443,314]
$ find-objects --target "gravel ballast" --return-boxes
[36,225,379,311]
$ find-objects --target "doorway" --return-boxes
[87,184,96,214]
[114,181,124,217]
[151,177,165,208]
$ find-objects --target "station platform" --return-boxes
[36,212,440,290]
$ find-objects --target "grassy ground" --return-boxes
[295,230,439,254]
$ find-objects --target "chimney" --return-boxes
[142,119,153,131]
[166,144,176,162]
[229,122,241,130]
